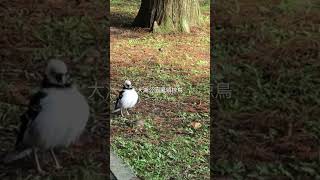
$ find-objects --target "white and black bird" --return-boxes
[113,80,138,117]
[3,59,89,174]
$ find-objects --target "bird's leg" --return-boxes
[50,148,62,169]
[126,109,130,115]
[120,108,124,117]
[33,148,45,175]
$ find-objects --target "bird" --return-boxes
[113,80,139,117]
[3,59,90,174]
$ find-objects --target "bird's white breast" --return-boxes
[120,89,138,109]
[24,87,89,149]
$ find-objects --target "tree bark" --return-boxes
[132,0,201,33]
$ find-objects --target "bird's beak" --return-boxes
[62,75,66,84]
[55,74,67,85]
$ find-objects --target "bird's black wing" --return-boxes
[15,90,47,150]
[136,90,140,104]
[114,90,124,110]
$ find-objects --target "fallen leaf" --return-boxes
[136,120,144,128]
[191,122,202,129]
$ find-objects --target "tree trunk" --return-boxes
[132,0,201,33]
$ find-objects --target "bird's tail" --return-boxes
[2,149,32,163]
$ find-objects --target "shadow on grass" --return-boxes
[110,12,135,28]
[110,12,150,38]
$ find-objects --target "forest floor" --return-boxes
[213,0,320,179]
[110,0,210,179]
[0,0,108,179]
[1,0,317,179]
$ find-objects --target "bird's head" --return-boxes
[123,80,132,89]
[45,59,71,86]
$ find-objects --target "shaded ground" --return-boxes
[0,0,108,179]
[110,0,210,179]
[213,0,320,179]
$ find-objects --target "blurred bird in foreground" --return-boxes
[113,80,139,117]
[3,59,89,174]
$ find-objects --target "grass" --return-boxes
[110,0,140,27]
[32,16,99,60]
[111,0,210,179]
[213,0,320,179]
[0,1,108,179]
[112,113,209,179]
